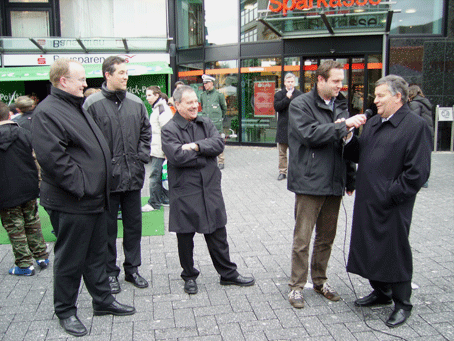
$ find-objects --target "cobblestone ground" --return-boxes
[0,147,452,341]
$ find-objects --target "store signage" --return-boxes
[254,81,275,117]
[3,53,170,67]
[269,0,382,16]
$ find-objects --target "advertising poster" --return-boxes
[254,81,275,117]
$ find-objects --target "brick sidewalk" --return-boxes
[0,147,452,340]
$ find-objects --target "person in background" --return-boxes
[286,60,365,309]
[12,95,36,132]
[161,85,255,295]
[345,75,431,328]
[84,87,101,98]
[0,101,49,276]
[200,74,227,169]
[168,80,185,112]
[83,56,151,294]
[274,73,302,181]
[32,58,135,337]
[142,86,173,212]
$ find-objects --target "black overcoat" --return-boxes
[274,88,302,144]
[344,104,431,282]
[161,112,226,234]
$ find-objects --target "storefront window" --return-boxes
[60,0,167,37]
[9,0,48,2]
[11,11,49,37]
[204,60,239,142]
[390,0,444,35]
[205,0,238,46]
[240,58,281,143]
[176,0,203,48]
[240,0,280,43]
[177,63,204,100]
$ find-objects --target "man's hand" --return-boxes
[182,143,199,151]
[346,191,354,196]
[345,114,367,129]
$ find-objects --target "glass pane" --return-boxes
[240,0,280,43]
[205,60,239,142]
[9,0,48,2]
[366,54,383,114]
[302,58,317,93]
[177,63,204,111]
[205,0,238,46]
[176,0,203,48]
[11,11,49,37]
[390,0,444,35]
[284,57,301,91]
[240,58,281,143]
[350,58,365,115]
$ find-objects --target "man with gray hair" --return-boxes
[32,58,135,337]
[344,75,432,328]
[274,73,302,180]
[161,85,254,295]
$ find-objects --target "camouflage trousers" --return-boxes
[0,199,48,268]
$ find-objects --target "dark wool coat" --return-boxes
[83,83,151,193]
[288,86,356,196]
[409,95,434,139]
[0,121,39,209]
[32,86,112,214]
[274,88,302,144]
[161,112,226,234]
[344,104,431,283]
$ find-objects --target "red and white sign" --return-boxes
[254,81,276,117]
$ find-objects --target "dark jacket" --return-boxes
[83,82,151,193]
[409,95,434,138]
[287,86,356,196]
[274,88,302,144]
[344,104,431,282]
[0,121,39,209]
[32,86,112,214]
[12,110,33,132]
[161,112,226,234]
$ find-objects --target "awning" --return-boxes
[0,61,172,82]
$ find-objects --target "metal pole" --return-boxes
[434,105,439,152]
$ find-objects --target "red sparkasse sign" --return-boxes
[254,81,276,117]
[269,0,382,16]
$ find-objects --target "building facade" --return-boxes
[1,0,453,149]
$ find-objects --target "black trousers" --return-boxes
[370,279,413,311]
[47,209,114,319]
[106,190,142,276]
[177,227,238,281]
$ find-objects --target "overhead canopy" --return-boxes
[0,61,173,82]
[258,2,394,38]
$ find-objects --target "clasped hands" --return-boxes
[182,142,199,151]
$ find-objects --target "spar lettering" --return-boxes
[269,0,382,16]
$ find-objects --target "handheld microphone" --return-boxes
[364,108,373,120]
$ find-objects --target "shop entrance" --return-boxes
[284,55,383,116]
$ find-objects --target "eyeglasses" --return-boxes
[64,76,87,83]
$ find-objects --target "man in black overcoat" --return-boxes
[274,73,302,180]
[32,58,135,337]
[344,75,432,328]
[161,85,255,295]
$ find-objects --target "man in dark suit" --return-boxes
[274,73,302,181]
[344,75,432,328]
[161,85,255,295]
[32,58,135,337]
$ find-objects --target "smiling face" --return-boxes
[374,83,403,119]
[317,68,344,101]
[63,62,87,97]
[176,90,199,121]
[105,62,128,91]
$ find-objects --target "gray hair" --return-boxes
[376,75,409,104]
[173,85,195,104]
[284,73,296,80]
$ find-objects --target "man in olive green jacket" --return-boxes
[199,74,227,169]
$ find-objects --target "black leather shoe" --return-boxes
[93,300,136,316]
[184,279,198,294]
[277,174,286,181]
[109,276,121,294]
[385,308,411,328]
[59,315,87,337]
[125,272,149,288]
[220,274,255,287]
[354,292,392,307]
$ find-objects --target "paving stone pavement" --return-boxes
[0,146,453,341]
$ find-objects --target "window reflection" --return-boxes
[240,0,280,42]
[390,0,443,35]
[205,0,238,46]
[177,0,203,48]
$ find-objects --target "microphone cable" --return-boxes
[340,167,409,341]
